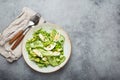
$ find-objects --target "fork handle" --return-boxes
[11,34,25,50]
[9,30,24,45]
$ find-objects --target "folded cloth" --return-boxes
[0,7,45,62]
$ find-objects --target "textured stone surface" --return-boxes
[0,0,120,80]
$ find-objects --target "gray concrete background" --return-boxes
[0,0,120,80]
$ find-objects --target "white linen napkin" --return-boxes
[0,7,45,62]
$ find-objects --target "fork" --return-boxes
[9,13,41,50]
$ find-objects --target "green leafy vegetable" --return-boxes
[26,28,65,68]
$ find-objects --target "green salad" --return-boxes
[25,28,66,68]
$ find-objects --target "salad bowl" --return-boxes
[22,23,71,73]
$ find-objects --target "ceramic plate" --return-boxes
[22,23,71,73]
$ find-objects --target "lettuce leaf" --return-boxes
[25,28,66,68]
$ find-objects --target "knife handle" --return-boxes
[11,34,25,50]
[9,30,24,45]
